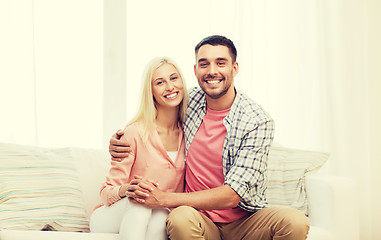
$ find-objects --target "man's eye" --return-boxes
[200,63,208,67]
[217,62,225,66]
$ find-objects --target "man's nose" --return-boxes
[208,63,218,76]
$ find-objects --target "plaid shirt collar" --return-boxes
[184,87,242,154]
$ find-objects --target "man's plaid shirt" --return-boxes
[184,87,275,212]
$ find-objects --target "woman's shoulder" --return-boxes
[121,122,143,142]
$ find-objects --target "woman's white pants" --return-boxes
[90,198,169,240]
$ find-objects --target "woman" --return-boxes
[90,57,188,240]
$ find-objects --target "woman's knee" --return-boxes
[90,207,120,233]
[89,198,131,233]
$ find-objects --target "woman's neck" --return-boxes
[155,106,179,132]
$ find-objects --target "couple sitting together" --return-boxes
[90,35,310,240]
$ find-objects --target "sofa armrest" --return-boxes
[70,147,110,217]
[306,174,360,240]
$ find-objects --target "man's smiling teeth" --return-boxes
[165,92,178,98]
[207,80,220,84]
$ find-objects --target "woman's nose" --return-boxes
[166,81,175,91]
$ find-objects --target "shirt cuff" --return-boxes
[110,185,123,203]
[224,178,248,199]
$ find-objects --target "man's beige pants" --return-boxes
[166,206,309,240]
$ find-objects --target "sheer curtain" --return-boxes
[1,0,380,239]
[232,1,379,239]
[0,0,103,148]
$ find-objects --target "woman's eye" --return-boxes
[156,81,163,85]
[171,76,178,81]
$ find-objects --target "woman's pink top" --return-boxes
[99,123,185,207]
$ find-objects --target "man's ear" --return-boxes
[194,64,197,76]
[233,61,239,77]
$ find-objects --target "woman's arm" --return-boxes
[101,130,138,206]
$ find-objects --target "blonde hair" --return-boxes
[127,57,188,144]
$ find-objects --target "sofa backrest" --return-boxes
[69,145,329,217]
[0,142,328,232]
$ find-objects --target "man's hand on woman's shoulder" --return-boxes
[109,129,132,161]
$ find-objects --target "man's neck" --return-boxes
[205,87,236,111]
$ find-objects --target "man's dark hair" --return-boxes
[194,35,237,63]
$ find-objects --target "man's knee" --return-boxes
[290,212,309,235]
[166,206,202,239]
[167,206,198,227]
[278,208,310,238]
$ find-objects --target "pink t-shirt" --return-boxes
[185,107,249,223]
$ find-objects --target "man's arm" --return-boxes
[224,119,274,211]
[126,178,241,211]
[109,129,131,161]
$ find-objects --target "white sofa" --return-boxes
[0,143,359,240]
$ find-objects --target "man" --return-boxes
[110,35,309,239]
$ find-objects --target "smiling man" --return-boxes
[110,35,310,240]
[195,43,237,105]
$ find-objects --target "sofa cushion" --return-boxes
[266,146,329,215]
[0,143,89,232]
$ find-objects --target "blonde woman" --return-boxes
[90,57,188,240]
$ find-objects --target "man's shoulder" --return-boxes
[188,86,204,99]
[187,87,205,108]
[233,91,273,123]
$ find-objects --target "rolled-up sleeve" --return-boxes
[224,119,274,211]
